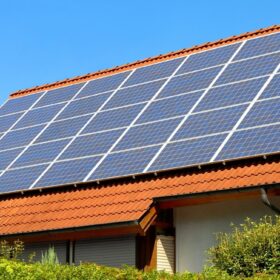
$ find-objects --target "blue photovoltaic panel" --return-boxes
[12,139,71,168]
[159,66,222,98]
[260,74,280,99]
[215,53,280,85]
[178,43,241,74]
[114,118,182,151]
[89,146,160,180]
[14,103,64,129]
[59,129,125,160]
[137,91,203,124]
[0,165,48,193]
[0,93,43,116]
[149,134,227,171]
[76,72,131,98]
[0,125,45,150]
[195,77,267,112]
[216,124,280,160]
[35,115,91,144]
[239,99,280,128]
[234,32,280,61]
[35,157,101,188]
[57,92,111,120]
[124,58,184,86]
[104,80,166,110]
[82,104,145,134]
[0,148,24,170]
[174,105,247,140]
[35,83,85,108]
[0,113,23,133]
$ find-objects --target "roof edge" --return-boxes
[10,24,280,99]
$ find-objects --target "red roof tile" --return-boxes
[0,158,279,236]
[10,25,280,99]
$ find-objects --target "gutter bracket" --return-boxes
[261,188,280,215]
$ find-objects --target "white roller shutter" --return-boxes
[22,241,67,264]
[156,235,175,273]
[75,236,136,267]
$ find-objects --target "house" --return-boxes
[0,25,279,273]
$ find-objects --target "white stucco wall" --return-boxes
[174,195,280,273]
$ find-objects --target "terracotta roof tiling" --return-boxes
[9,24,280,98]
[0,158,279,236]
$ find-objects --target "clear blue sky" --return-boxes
[0,0,279,105]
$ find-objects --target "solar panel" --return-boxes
[89,146,160,180]
[76,71,131,98]
[35,84,85,107]
[215,53,280,85]
[177,43,241,74]
[0,93,43,116]
[12,139,71,168]
[174,105,247,139]
[0,31,279,193]
[14,103,65,129]
[239,99,280,128]
[148,134,227,171]
[56,92,111,120]
[159,66,222,98]
[136,91,203,124]
[123,58,184,86]
[0,113,23,133]
[114,118,182,151]
[59,129,125,160]
[104,80,166,110]
[259,74,280,98]
[0,125,45,150]
[216,124,280,160]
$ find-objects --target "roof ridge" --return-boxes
[10,24,280,99]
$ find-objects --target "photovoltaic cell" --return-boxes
[114,118,182,151]
[35,83,85,107]
[57,92,111,120]
[14,103,64,129]
[137,91,203,124]
[178,43,241,74]
[259,74,280,99]
[12,139,71,168]
[0,113,23,133]
[0,93,43,116]
[215,53,280,85]
[123,58,184,87]
[35,157,101,188]
[149,134,227,171]
[89,146,160,180]
[35,115,91,144]
[239,99,280,128]
[82,104,145,134]
[174,105,247,140]
[159,66,222,98]
[0,125,45,150]
[0,165,48,193]
[59,129,125,160]
[195,77,267,112]
[76,72,131,98]
[104,80,166,110]
[0,148,24,170]
[216,124,280,160]
[234,32,280,61]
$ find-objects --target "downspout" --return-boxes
[261,188,280,214]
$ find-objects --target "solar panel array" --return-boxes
[0,32,280,193]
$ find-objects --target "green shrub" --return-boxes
[0,240,24,260]
[41,247,59,265]
[208,215,280,277]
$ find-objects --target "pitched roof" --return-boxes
[0,157,279,236]
[10,24,280,98]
